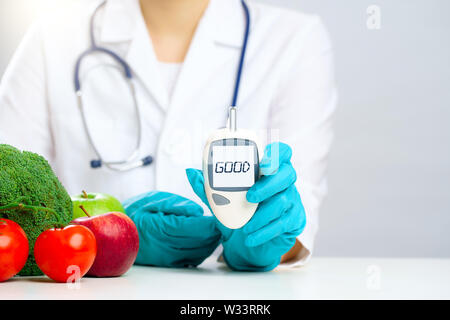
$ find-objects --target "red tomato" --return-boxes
[34,225,97,283]
[0,219,29,282]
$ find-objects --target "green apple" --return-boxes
[71,191,125,219]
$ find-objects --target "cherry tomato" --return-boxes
[0,219,29,282]
[34,225,97,283]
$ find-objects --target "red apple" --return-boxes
[71,207,139,277]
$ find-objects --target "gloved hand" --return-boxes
[186,142,306,271]
[122,191,221,268]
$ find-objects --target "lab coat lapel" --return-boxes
[99,0,168,110]
[170,0,246,112]
[98,0,246,113]
[126,21,169,109]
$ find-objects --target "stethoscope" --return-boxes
[74,0,250,171]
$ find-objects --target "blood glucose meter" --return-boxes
[203,107,262,229]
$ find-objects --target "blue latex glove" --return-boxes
[186,142,306,271]
[123,191,221,268]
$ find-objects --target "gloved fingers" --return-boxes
[284,201,307,237]
[222,236,285,272]
[245,197,305,247]
[259,142,293,176]
[131,211,170,243]
[186,168,210,208]
[169,245,219,267]
[131,211,177,250]
[243,191,290,235]
[162,215,221,241]
[246,162,297,203]
[244,210,292,247]
[269,236,298,256]
[137,198,204,217]
[213,218,235,241]
[151,193,204,216]
[169,234,221,255]
[122,191,155,213]
[135,237,219,268]
[123,190,204,217]
[133,211,221,249]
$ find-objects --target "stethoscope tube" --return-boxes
[74,0,153,171]
[74,0,250,171]
[231,0,250,108]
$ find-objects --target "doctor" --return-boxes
[0,0,336,271]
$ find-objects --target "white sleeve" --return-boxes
[270,16,337,267]
[0,21,53,161]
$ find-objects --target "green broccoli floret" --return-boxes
[0,144,72,276]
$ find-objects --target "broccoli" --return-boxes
[0,144,72,276]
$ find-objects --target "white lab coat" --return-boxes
[0,0,337,266]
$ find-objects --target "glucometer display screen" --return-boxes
[212,145,255,188]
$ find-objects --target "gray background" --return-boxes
[1,0,449,258]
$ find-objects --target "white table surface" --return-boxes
[1,257,449,300]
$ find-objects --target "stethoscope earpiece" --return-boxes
[141,156,154,166]
[90,159,102,168]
